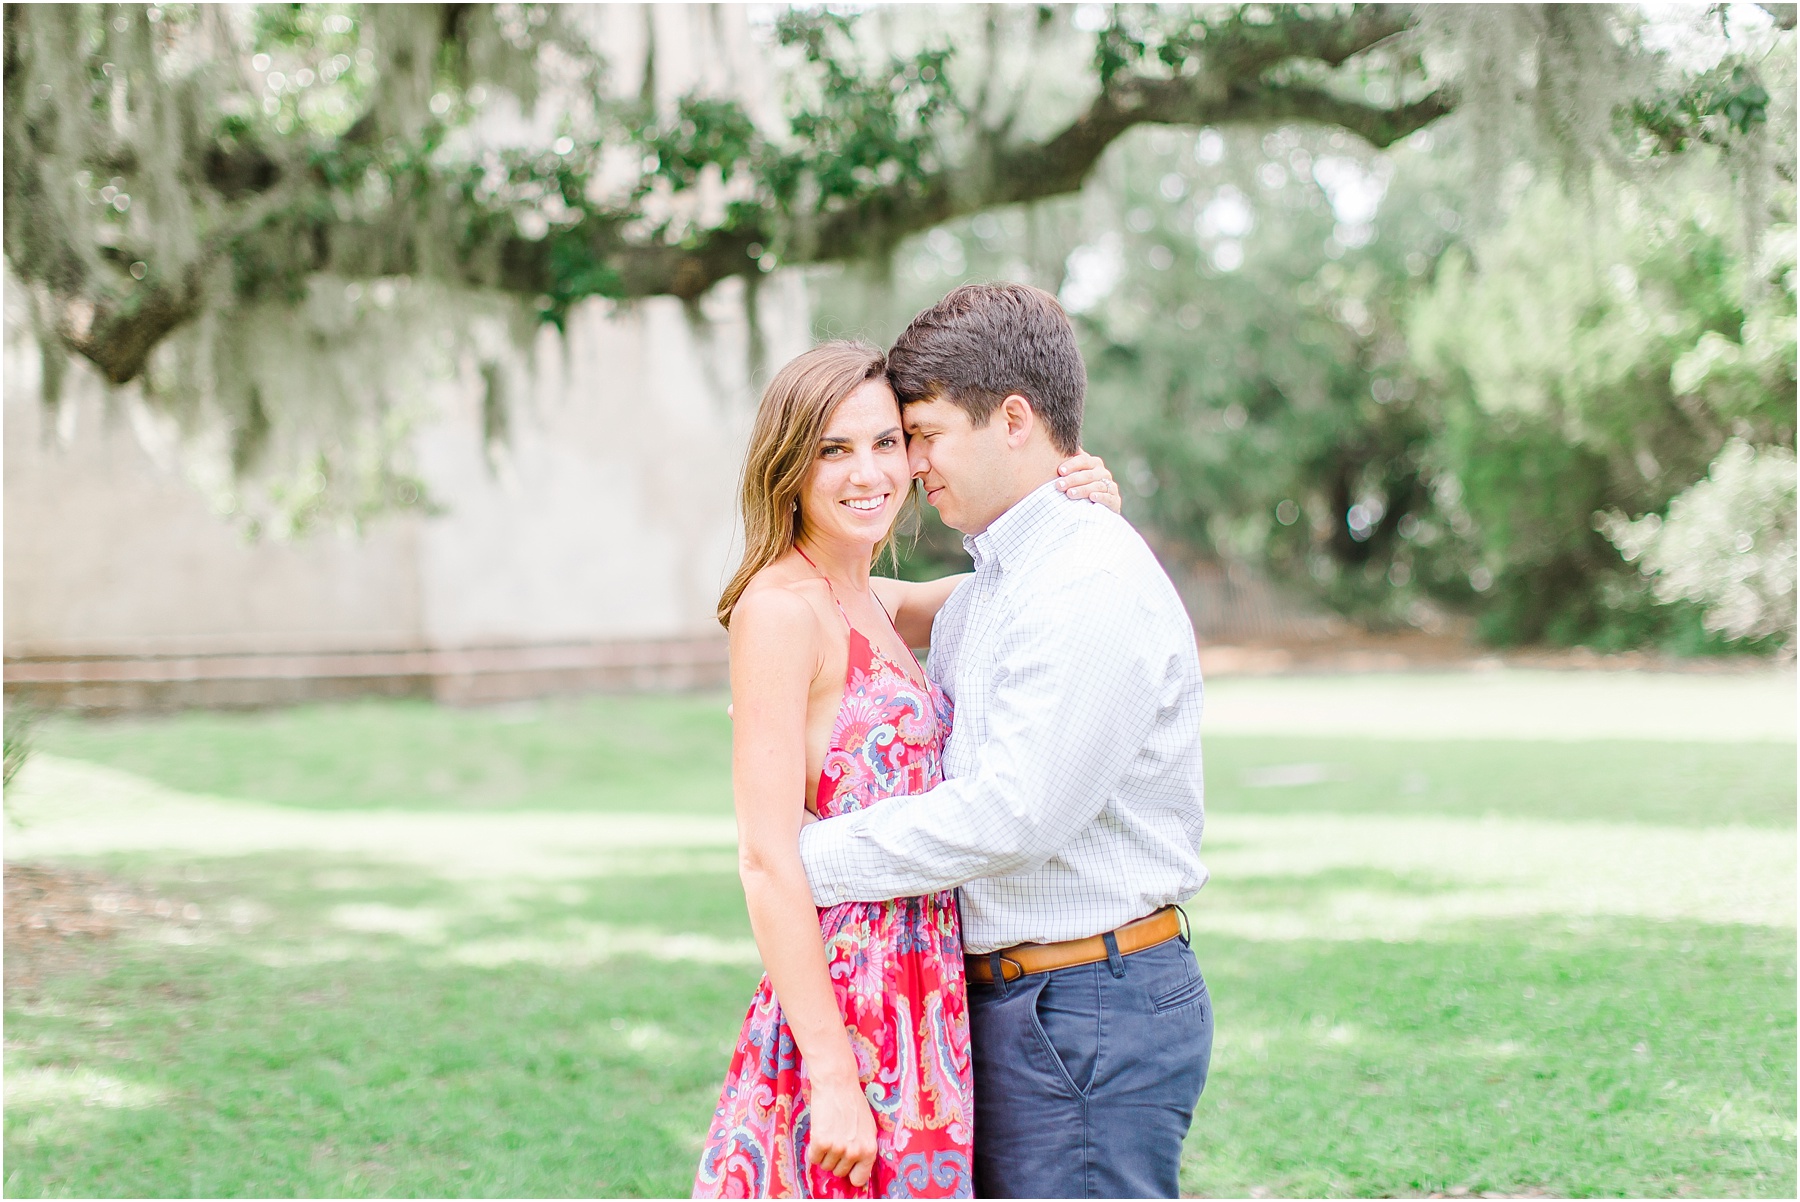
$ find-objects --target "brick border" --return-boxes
[4,637,731,711]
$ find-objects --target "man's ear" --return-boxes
[1000,394,1037,448]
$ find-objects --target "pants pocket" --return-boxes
[1149,949,1209,1014]
[1031,968,1100,1096]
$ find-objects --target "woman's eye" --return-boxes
[875,437,898,450]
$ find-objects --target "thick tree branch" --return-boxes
[1203,4,1416,77]
[510,11,1447,311]
[52,176,309,384]
[34,4,1457,385]
[1212,83,1455,149]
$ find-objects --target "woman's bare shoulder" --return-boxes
[732,560,831,640]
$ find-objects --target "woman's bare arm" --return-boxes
[872,573,969,648]
[727,588,877,1186]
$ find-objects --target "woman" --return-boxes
[692,342,1120,1199]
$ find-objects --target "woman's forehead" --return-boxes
[822,379,902,436]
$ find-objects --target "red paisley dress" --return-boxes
[694,594,973,1199]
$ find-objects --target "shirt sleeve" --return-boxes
[798,568,1166,905]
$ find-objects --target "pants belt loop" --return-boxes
[1102,930,1126,978]
[1175,904,1192,947]
[989,950,1010,996]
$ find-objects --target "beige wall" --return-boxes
[4,272,810,659]
[3,2,819,667]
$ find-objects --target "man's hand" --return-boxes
[805,1074,878,1187]
[1056,450,1123,514]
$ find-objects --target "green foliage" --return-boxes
[1074,124,1466,630]
[764,13,957,226]
[1413,178,1795,647]
[1068,54,1792,651]
[644,96,762,193]
[1635,64,1777,152]
[1093,19,1147,88]
[1603,439,1798,645]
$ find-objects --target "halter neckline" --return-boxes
[794,545,930,692]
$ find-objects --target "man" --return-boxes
[798,282,1211,1198]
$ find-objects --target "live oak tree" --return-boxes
[0,2,1467,532]
[3,4,1471,386]
[14,2,1781,386]
[4,4,1792,641]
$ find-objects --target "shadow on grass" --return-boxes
[5,854,1793,1199]
[5,864,759,1198]
[1185,918,1797,1198]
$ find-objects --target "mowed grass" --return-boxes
[1191,921,1794,1197]
[7,674,1795,1198]
[7,865,757,1198]
[34,695,735,813]
[1206,735,1794,827]
[36,693,1793,826]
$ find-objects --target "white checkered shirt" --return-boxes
[798,480,1208,954]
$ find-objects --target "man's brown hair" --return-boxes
[886,283,1085,454]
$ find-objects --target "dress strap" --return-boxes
[794,545,853,632]
[794,545,930,689]
[871,590,930,686]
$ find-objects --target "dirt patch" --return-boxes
[4,861,198,991]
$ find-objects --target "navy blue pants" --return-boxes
[968,937,1212,1198]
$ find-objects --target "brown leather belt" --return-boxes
[965,906,1184,985]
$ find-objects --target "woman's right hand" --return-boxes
[805,1074,878,1188]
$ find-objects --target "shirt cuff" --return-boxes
[797,814,857,908]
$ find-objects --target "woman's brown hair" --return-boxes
[716,340,900,628]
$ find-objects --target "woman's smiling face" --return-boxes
[800,377,912,548]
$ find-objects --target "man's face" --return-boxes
[903,395,1014,535]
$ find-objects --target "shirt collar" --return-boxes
[963,479,1072,573]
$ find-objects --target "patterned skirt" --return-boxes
[693,892,974,1198]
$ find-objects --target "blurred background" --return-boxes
[3,4,1795,1198]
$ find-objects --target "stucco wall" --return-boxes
[4,271,810,662]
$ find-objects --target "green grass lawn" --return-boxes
[7,677,1795,1197]
[32,696,735,813]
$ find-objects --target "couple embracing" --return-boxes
[694,284,1212,1200]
